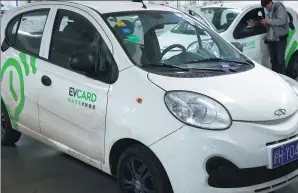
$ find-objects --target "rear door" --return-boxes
[1,5,54,132]
[37,5,117,162]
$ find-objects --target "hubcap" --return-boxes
[1,112,7,137]
[122,157,155,193]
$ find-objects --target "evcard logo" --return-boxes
[242,41,256,49]
[69,87,97,102]
[68,87,97,110]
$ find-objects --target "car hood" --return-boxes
[148,65,298,121]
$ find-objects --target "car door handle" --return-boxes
[41,75,52,86]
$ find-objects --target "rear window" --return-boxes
[6,9,49,56]
[201,7,240,33]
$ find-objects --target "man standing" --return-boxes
[248,0,289,74]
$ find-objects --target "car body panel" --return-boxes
[148,64,298,122]
[102,66,185,172]
[150,119,298,193]
[1,2,298,193]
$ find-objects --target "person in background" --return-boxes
[248,0,289,75]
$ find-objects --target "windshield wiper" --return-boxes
[141,63,229,73]
[141,63,189,71]
[186,58,252,65]
[188,67,227,72]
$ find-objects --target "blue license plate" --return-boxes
[270,139,298,169]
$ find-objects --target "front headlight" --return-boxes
[280,74,298,96]
[164,91,232,130]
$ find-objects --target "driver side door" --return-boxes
[37,7,115,163]
[232,8,268,66]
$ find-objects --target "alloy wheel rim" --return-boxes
[1,112,6,137]
[122,157,155,193]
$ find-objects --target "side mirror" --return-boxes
[69,52,95,74]
[231,42,244,52]
[135,20,142,27]
[1,37,10,52]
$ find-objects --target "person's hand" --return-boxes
[260,18,269,24]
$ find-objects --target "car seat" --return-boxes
[226,12,236,26]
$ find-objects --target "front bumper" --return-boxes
[150,111,298,193]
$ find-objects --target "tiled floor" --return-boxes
[1,136,298,193]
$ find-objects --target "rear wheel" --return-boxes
[1,103,21,146]
[286,52,298,79]
[117,144,173,193]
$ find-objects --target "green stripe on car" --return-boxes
[286,30,298,67]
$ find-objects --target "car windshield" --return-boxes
[102,11,249,70]
[200,7,240,33]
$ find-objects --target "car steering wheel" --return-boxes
[161,44,186,59]
[187,41,213,58]
[187,41,200,51]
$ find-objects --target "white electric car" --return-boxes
[186,1,298,79]
[1,1,298,193]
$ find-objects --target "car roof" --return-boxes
[25,1,175,14]
[73,1,177,14]
[201,1,296,16]
[201,1,261,10]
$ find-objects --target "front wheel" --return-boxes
[117,144,173,193]
[286,52,298,79]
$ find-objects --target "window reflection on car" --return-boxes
[103,11,249,72]
[200,8,240,33]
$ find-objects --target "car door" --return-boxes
[1,6,54,132]
[231,7,268,66]
[37,6,117,163]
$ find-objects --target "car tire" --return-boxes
[1,103,21,146]
[117,144,173,193]
[286,52,298,79]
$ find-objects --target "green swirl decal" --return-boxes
[286,29,298,66]
[1,52,37,130]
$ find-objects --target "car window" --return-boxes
[103,11,247,70]
[171,22,196,35]
[6,15,21,45]
[167,21,220,59]
[188,9,218,32]
[6,10,49,56]
[189,10,211,27]
[49,9,116,82]
[107,15,145,44]
[201,7,240,33]
[233,8,267,39]
[189,10,206,24]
